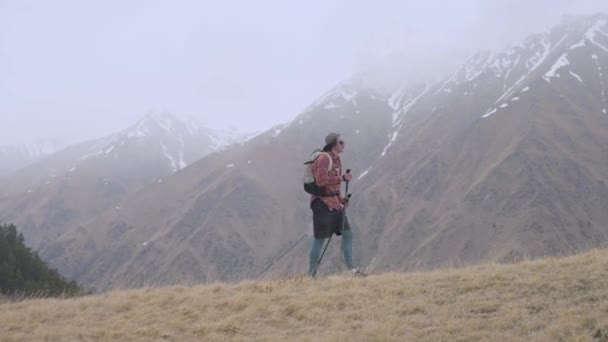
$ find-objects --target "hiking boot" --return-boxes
[350,268,367,277]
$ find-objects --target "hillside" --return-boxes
[36,13,608,289]
[0,139,69,177]
[1,249,608,341]
[0,111,240,250]
[0,224,82,298]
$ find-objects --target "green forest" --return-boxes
[0,224,82,297]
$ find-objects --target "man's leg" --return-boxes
[309,237,326,277]
[341,220,354,270]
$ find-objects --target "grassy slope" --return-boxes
[2,250,608,341]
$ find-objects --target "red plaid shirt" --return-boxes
[310,152,344,210]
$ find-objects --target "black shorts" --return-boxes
[311,198,351,239]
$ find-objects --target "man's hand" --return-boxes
[341,197,350,208]
[342,173,352,182]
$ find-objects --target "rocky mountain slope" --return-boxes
[16,14,608,289]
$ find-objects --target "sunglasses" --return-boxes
[338,140,345,145]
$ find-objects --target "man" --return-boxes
[309,132,365,277]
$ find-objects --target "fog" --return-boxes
[1,0,607,147]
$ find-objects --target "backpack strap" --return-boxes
[319,152,333,171]
[311,151,332,171]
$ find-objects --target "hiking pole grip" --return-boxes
[344,169,351,195]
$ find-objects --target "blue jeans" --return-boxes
[309,228,353,277]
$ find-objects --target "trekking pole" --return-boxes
[315,169,351,276]
[344,169,351,195]
[314,236,332,277]
[342,169,351,234]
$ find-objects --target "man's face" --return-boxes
[335,138,345,153]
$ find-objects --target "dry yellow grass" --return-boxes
[2,250,608,341]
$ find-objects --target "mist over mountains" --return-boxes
[1,12,608,291]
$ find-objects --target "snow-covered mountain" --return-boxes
[9,13,608,289]
[0,110,245,249]
[348,13,608,272]
[0,138,69,176]
[418,14,608,120]
[76,111,224,172]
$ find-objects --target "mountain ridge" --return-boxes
[7,13,608,290]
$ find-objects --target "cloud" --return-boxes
[1,0,607,146]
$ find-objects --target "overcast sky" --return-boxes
[1,0,607,147]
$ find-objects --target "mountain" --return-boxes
[0,138,69,176]
[0,111,240,250]
[42,77,399,289]
[37,14,608,289]
[0,146,37,177]
[350,13,608,272]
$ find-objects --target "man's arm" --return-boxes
[312,154,342,187]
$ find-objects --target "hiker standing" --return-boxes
[308,132,364,277]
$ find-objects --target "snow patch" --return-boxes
[482,108,498,119]
[543,53,569,81]
[499,103,509,108]
[569,71,583,83]
[569,40,586,49]
[586,19,608,53]
[127,130,146,138]
[153,112,176,133]
[381,131,399,157]
[160,142,178,172]
[226,164,235,168]
[392,84,430,127]
[357,169,370,180]
[247,160,252,164]
[80,135,120,161]
[178,137,187,169]
[183,116,202,136]
[494,35,556,105]
[511,97,520,102]
[104,145,114,155]
[324,102,339,110]
[592,53,607,115]
[388,86,405,110]
[342,90,356,102]
[272,126,284,137]
[433,52,492,95]
[521,86,530,92]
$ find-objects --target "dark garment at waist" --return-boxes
[311,198,350,239]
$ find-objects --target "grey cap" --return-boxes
[325,132,341,146]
